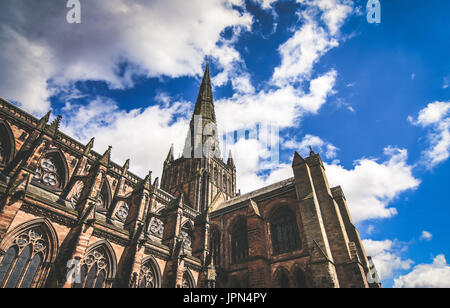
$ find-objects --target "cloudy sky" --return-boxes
[0,0,449,287]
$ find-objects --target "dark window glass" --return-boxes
[0,246,17,285]
[5,245,31,288]
[84,263,97,288]
[94,270,105,288]
[270,209,302,255]
[231,220,248,264]
[20,253,42,288]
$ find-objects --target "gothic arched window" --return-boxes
[180,223,193,251]
[74,244,115,288]
[33,152,66,189]
[0,227,48,288]
[270,208,302,255]
[149,217,164,239]
[231,219,248,264]
[96,180,111,212]
[115,202,129,222]
[138,259,160,288]
[210,229,220,267]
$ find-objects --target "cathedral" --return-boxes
[0,63,381,288]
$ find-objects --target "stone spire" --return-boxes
[183,60,220,159]
[227,150,235,168]
[192,60,216,122]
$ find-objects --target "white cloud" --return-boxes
[0,26,54,114]
[216,69,337,133]
[325,147,420,223]
[363,239,413,281]
[409,101,450,168]
[59,96,190,179]
[271,0,354,86]
[283,134,338,159]
[272,20,338,86]
[394,255,450,288]
[412,101,450,126]
[226,137,293,193]
[420,231,433,242]
[298,0,354,35]
[0,0,252,113]
[253,0,278,10]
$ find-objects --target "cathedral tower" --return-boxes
[161,62,236,212]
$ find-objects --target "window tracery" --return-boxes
[0,227,48,288]
[74,247,110,288]
[115,202,129,222]
[180,230,192,250]
[149,218,164,238]
[138,261,159,288]
[34,157,60,187]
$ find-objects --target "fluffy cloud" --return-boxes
[0,26,54,114]
[420,231,433,242]
[283,134,338,159]
[271,0,354,86]
[0,0,252,114]
[363,239,413,281]
[227,138,294,192]
[325,147,420,223]
[59,96,190,179]
[298,0,354,35]
[272,20,338,86]
[216,69,337,133]
[253,0,278,10]
[394,255,450,288]
[409,101,450,168]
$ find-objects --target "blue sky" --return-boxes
[0,0,449,287]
